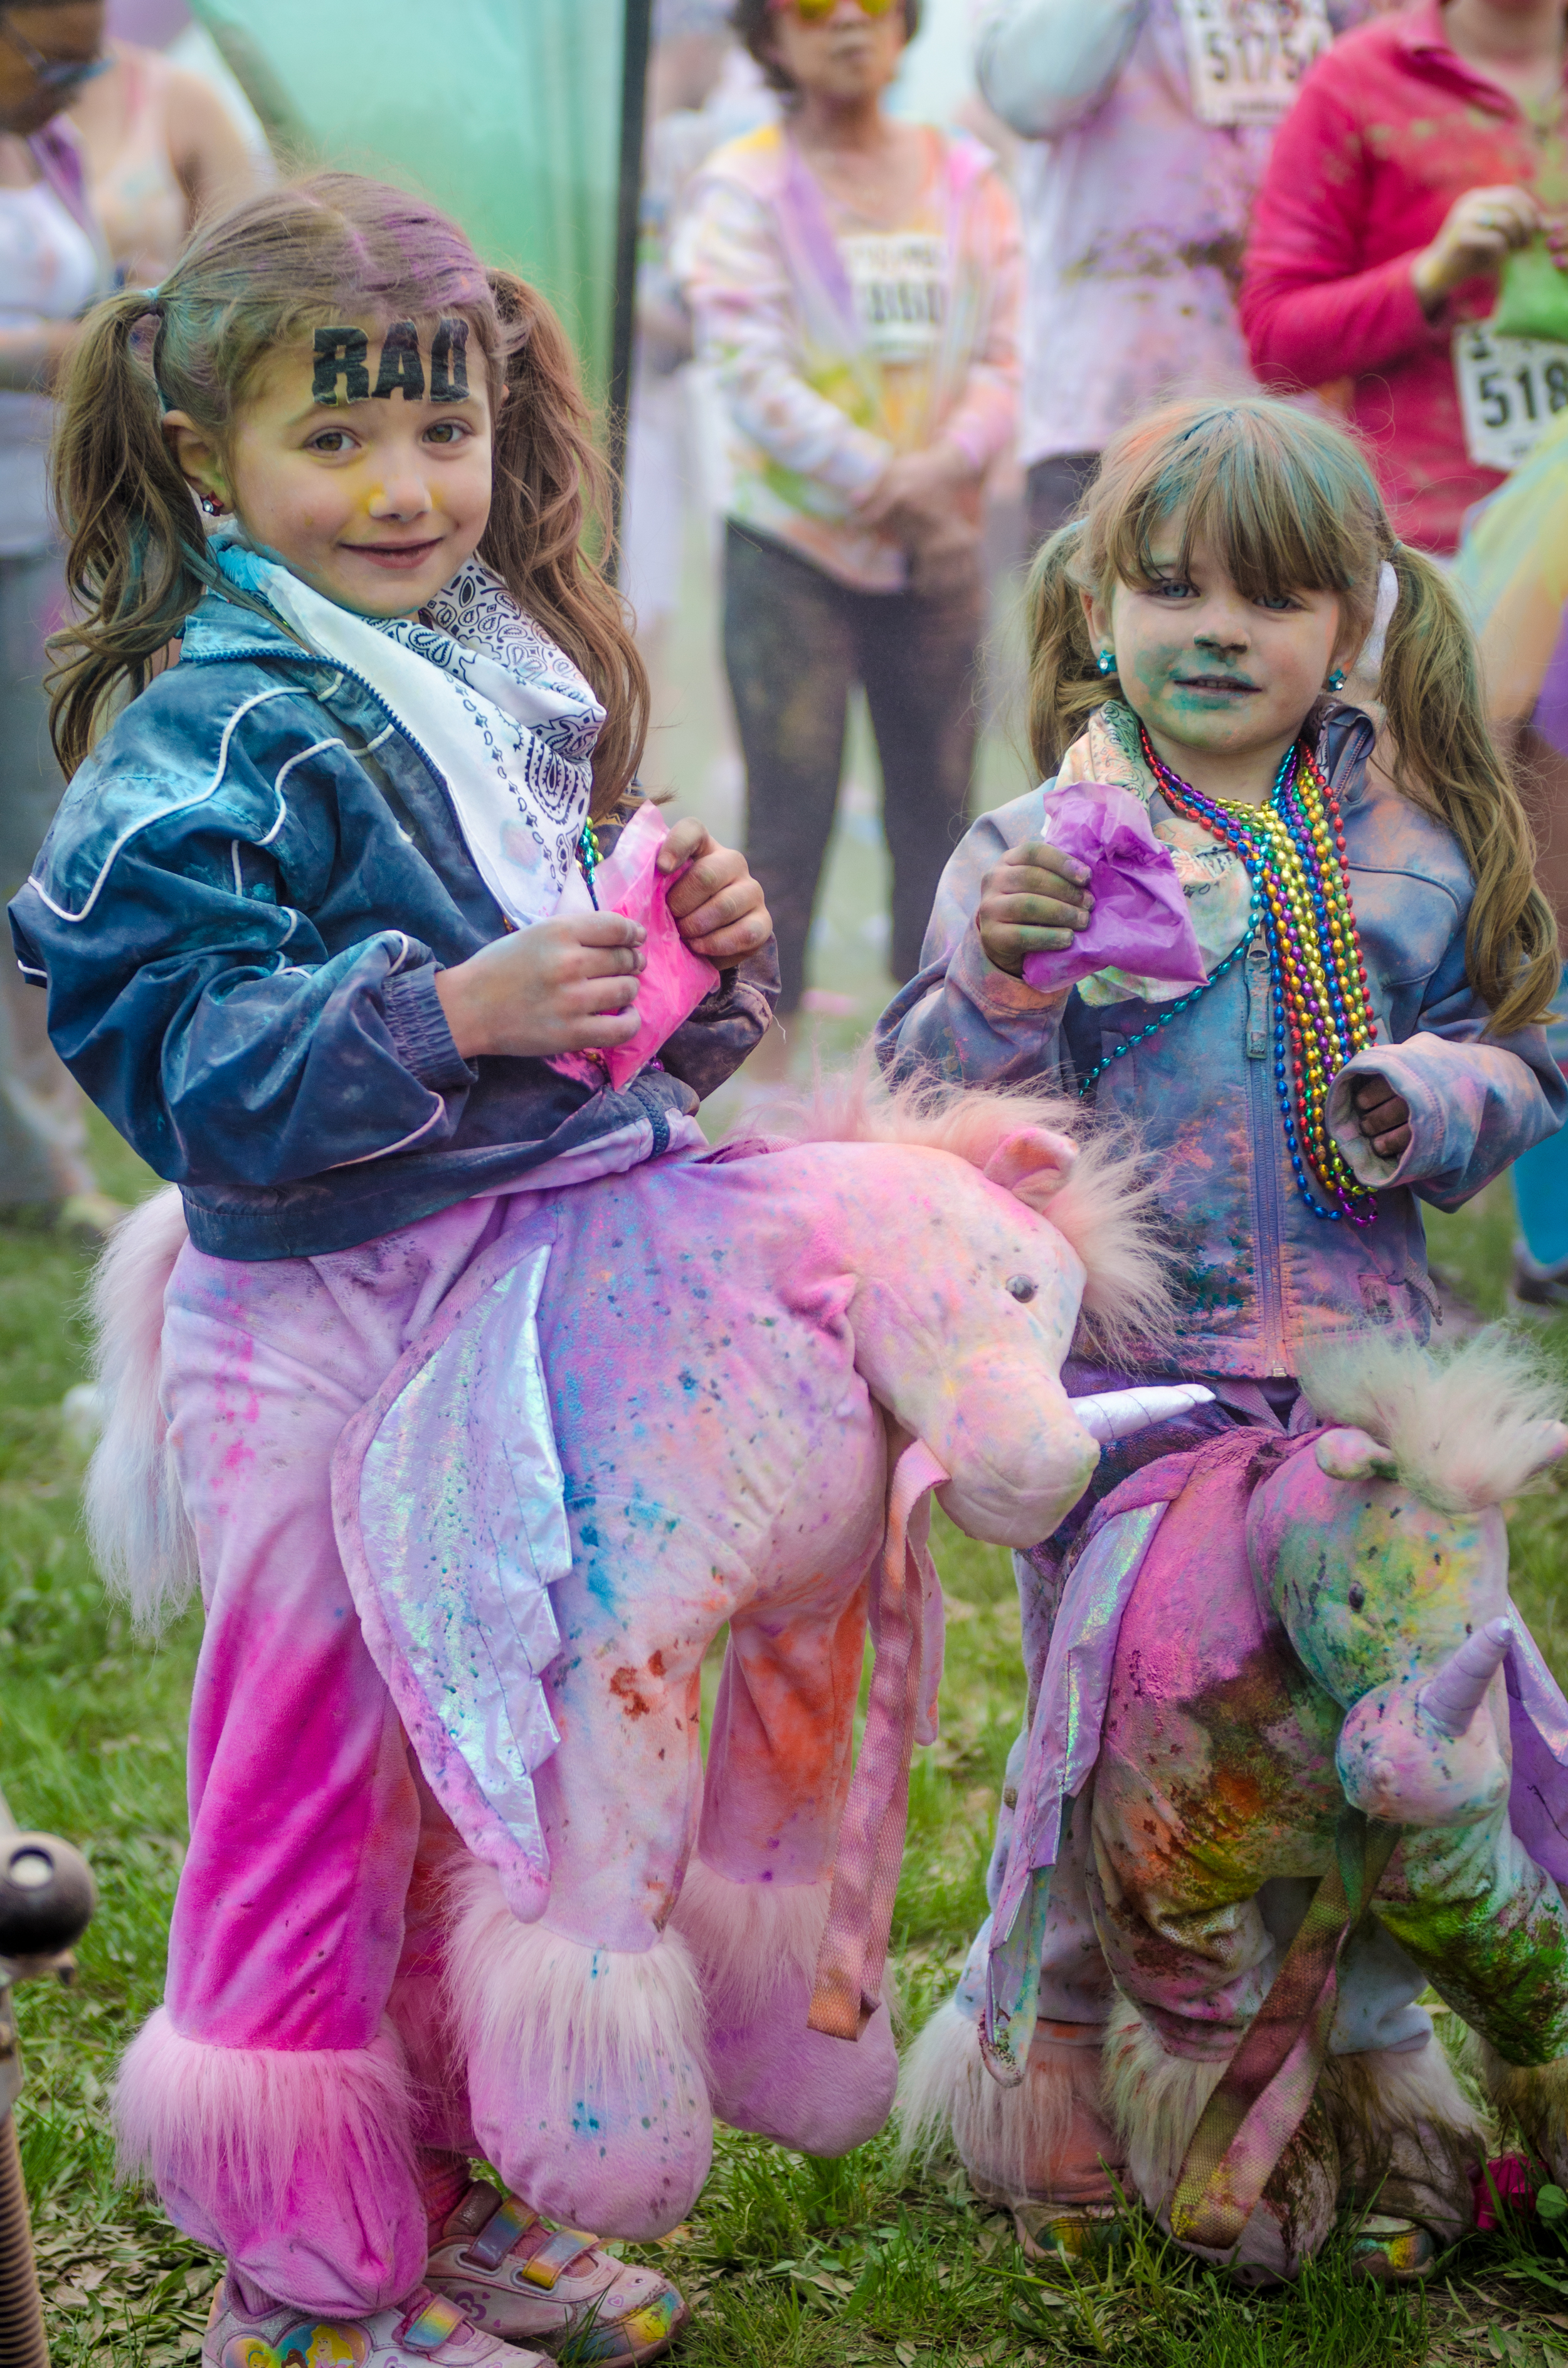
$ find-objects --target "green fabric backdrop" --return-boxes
[188,1,629,409]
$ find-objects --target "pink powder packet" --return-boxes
[549,804,718,1092]
[1020,780,1207,996]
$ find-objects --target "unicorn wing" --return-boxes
[333,1234,569,1922]
[981,1497,1170,2085]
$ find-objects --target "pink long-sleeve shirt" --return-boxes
[676,124,1020,592]
[1241,1,1566,554]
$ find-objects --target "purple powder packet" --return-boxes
[1021,780,1207,996]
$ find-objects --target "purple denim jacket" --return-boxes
[877,702,1565,1378]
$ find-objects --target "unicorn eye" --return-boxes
[1006,1275,1038,1303]
[1348,1583,1367,1613]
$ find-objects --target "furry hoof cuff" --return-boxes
[900,2000,1122,2206]
[447,1866,711,2239]
[426,2179,687,2364]
[115,2009,425,2315]
[670,1864,897,2153]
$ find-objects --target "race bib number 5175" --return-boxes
[1173,0,1331,125]
[1454,321,1568,472]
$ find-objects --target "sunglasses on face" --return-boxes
[0,17,110,93]
[772,0,899,22]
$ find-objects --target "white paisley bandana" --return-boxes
[212,536,606,928]
[1054,699,1254,1006]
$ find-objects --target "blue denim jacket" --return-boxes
[877,703,1565,1376]
[8,592,778,1261]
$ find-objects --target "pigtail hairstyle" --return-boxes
[480,270,649,817]
[46,173,648,812]
[1377,540,1557,1037]
[49,289,264,777]
[1023,514,1108,777]
[1022,396,1559,1039]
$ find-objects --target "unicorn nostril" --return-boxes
[1348,1583,1366,1612]
[1006,1275,1037,1302]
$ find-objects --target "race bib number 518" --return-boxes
[1454,321,1568,472]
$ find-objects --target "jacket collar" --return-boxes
[1394,0,1535,113]
[1316,697,1377,812]
[178,585,322,669]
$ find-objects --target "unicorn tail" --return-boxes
[84,1186,196,1630]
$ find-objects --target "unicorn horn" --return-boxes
[1420,1618,1514,1739]
[1073,1384,1215,1444]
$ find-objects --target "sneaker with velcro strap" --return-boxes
[425,2181,688,2364]
[203,2275,548,2365]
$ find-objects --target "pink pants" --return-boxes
[131,1197,519,2309]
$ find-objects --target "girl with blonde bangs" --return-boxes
[886,396,1565,2269]
[8,173,779,2368]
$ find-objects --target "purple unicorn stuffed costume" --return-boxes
[942,1335,1568,2280]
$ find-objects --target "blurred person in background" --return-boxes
[69,15,259,289]
[0,0,115,1234]
[1453,409,1568,1309]
[677,0,1020,1076]
[622,0,774,706]
[975,0,1337,552]
[1242,0,1568,555]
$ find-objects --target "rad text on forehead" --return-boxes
[310,318,471,406]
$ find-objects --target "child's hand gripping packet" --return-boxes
[550,803,719,1091]
[1020,780,1208,995]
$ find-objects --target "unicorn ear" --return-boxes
[983,1128,1079,1204]
[1316,1426,1399,1484]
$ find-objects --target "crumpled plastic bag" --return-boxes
[1020,780,1208,996]
[549,803,718,1091]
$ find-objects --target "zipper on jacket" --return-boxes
[1243,942,1288,1373]
[1244,934,1270,1059]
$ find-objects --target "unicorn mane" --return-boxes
[1298,1327,1566,1512]
[756,1066,1172,1361]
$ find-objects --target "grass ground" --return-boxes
[4,1117,1568,2366]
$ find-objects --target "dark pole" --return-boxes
[610,0,655,575]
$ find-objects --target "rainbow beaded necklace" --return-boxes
[1078,727,1380,1226]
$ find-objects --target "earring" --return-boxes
[1097,649,1116,676]
[199,492,225,518]
[1326,666,1346,692]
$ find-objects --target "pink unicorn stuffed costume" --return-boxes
[92,1088,1182,2320]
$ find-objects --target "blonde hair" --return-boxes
[48,173,647,816]
[1023,398,1558,1038]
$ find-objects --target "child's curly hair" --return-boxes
[731,0,921,97]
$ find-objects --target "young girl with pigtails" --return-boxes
[8,174,778,2368]
[884,397,1565,2276]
